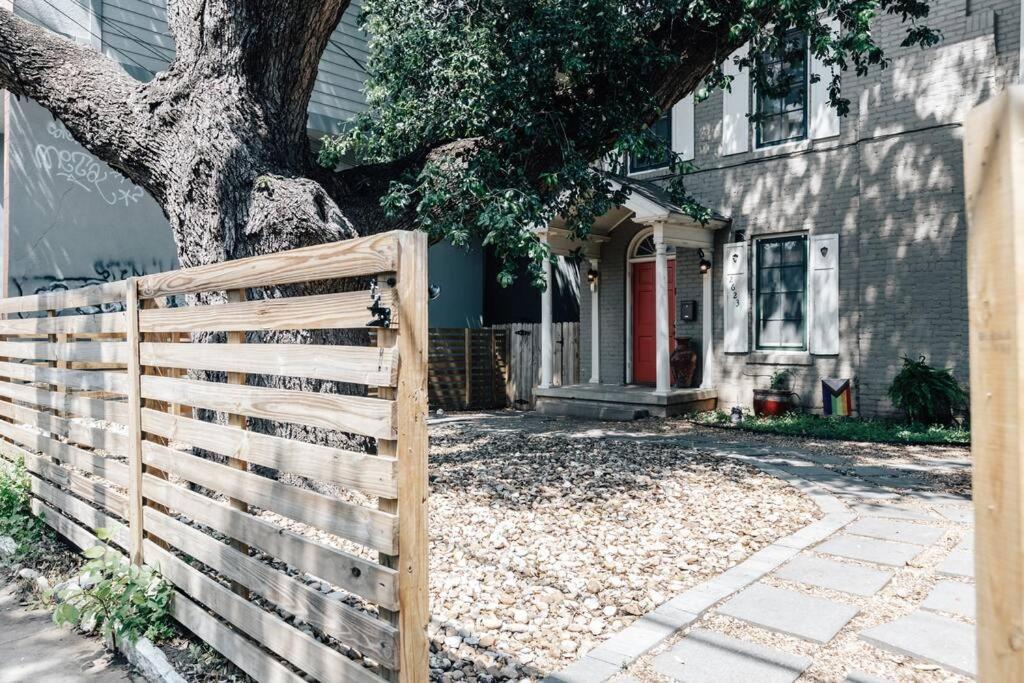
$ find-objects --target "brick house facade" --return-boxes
[559,0,1020,418]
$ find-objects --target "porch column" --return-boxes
[540,248,553,389]
[701,265,715,389]
[655,238,671,394]
[589,259,601,383]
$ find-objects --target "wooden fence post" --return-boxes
[225,288,250,597]
[394,231,429,682]
[464,328,473,408]
[964,86,1024,681]
[125,277,145,565]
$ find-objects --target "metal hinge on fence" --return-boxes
[367,280,392,328]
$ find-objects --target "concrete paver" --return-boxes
[775,555,893,597]
[718,583,859,644]
[861,610,976,677]
[921,580,976,620]
[651,629,812,683]
[815,533,924,567]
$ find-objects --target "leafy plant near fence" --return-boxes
[888,356,969,426]
[52,528,174,644]
[0,457,46,563]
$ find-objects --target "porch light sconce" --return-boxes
[428,284,442,301]
[698,249,712,275]
[587,269,600,285]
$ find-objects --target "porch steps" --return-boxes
[534,384,717,420]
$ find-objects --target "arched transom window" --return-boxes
[630,233,675,260]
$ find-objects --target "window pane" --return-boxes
[757,29,807,147]
[756,236,808,349]
[780,265,805,291]
[630,111,672,172]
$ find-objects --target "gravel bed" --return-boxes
[421,418,819,680]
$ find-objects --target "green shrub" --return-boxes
[52,528,174,644]
[888,356,968,426]
[0,457,45,562]
[691,411,970,445]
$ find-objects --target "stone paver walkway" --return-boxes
[0,581,133,682]
[547,435,975,682]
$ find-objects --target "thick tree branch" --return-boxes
[0,8,165,194]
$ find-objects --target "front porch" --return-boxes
[534,175,730,419]
[535,383,718,420]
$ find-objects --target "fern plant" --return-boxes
[888,356,968,426]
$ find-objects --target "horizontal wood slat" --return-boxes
[0,361,129,394]
[141,441,398,554]
[139,342,399,386]
[141,409,397,498]
[168,596,308,683]
[0,380,130,424]
[31,499,107,556]
[0,281,126,315]
[0,420,130,487]
[138,289,397,333]
[140,375,397,440]
[143,540,383,683]
[140,473,398,608]
[0,439,129,519]
[144,507,399,666]
[0,311,125,335]
[136,233,398,298]
[29,472,129,547]
[0,340,129,364]
[0,401,130,456]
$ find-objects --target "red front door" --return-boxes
[632,260,676,385]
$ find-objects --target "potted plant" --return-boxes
[753,369,796,417]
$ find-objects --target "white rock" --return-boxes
[0,536,16,556]
[17,568,39,580]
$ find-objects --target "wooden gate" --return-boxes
[496,322,579,408]
[0,231,429,682]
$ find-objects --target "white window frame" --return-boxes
[752,231,810,352]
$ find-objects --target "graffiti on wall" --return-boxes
[33,121,146,207]
[12,259,171,314]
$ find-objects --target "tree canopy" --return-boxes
[319,0,938,286]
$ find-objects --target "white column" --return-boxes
[701,268,715,389]
[655,239,671,394]
[589,259,601,383]
[540,250,553,389]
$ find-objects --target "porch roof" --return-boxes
[546,174,731,258]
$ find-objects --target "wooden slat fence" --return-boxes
[428,328,508,411]
[0,231,429,682]
[495,322,580,409]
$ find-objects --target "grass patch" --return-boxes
[692,410,970,446]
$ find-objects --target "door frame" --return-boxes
[625,228,676,384]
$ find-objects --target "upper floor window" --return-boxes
[629,111,672,173]
[755,30,808,148]
[756,234,808,350]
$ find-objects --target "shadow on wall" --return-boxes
[691,24,1002,416]
[484,251,581,325]
[7,97,178,303]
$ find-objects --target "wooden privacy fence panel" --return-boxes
[495,322,580,409]
[428,328,508,411]
[0,230,429,682]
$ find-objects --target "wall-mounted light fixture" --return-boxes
[698,249,712,275]
[587,269,600,285]
[428,284,442,301]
